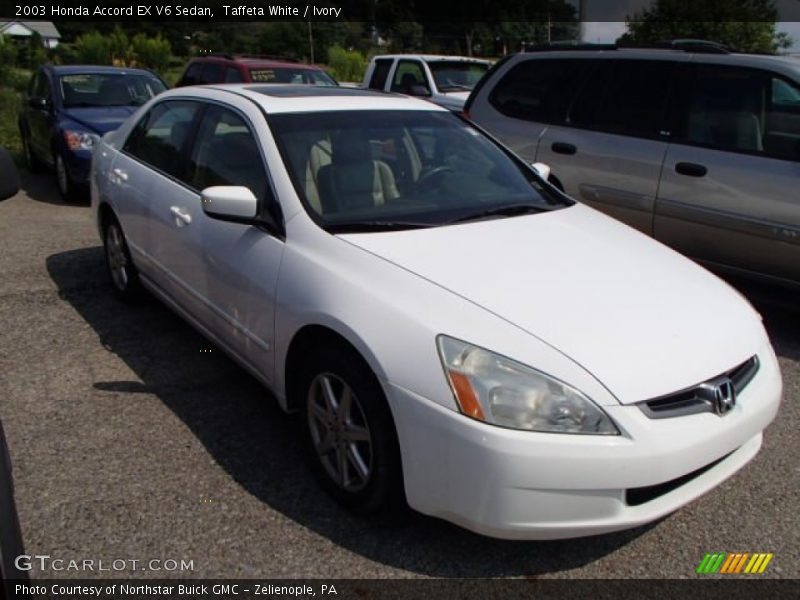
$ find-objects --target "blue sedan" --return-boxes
[19,65,166,200]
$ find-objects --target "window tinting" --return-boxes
[187,105,269,201]
[201,63,224,84]
[682,65,800,161]
[123,101,199,179]
[489,59,587,123]
[224,67,244,83]
[368,59,393,90]
[569,60,672,137]
[181,63,203,86]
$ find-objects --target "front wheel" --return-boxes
[103,218,142,301]
[54,152,79,202]
[299,343,403,513]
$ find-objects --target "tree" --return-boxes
[74,31,112,64]
[131,34,172,72]
[621,0,792,54]
[0,35,17,77]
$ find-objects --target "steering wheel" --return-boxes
[415,166,454,189]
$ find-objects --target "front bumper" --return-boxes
[61,147,92,185]
[387,345,781,540]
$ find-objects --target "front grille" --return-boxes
[638,356,759,419]
[625,451,733,506]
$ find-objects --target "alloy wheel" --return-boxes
[105,224,129,291]
[307,372,373,492]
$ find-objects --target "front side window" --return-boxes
[181,63,203,86]
[187,105,269,202]
[271,110,570,232]
[390,61,429,95]
[123,101,200,178]
[200,64,224,84]
[681,65,800,161]
[427,61,489,92]
[58,73,165,108]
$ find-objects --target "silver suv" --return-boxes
[467,44,800,286]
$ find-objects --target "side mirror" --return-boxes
[201,186,258,222]
[531,162,551,181]
[409,84,431,97]
[0,147,20,201]
[28,96,49,110]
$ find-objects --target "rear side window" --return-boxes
[180,63,203,86]
[368,59,393,90]
[569,59,673,138]
[488,58,587,123]
[123,101,200,179]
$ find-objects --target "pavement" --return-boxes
[0,171,798,580]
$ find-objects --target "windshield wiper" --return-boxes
[328,220,435,233]
[446,203,551,225]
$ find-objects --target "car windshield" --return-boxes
[427,61,489,92]
[249,68,337,86]
[59,73,166,108]
[271,110,570,232]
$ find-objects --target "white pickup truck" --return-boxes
[362,54,491,111]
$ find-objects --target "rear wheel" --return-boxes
[103,217,142,301]
[299,342,403,513]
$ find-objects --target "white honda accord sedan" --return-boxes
[91,85,782,540]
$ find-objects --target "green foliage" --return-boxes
[0,35,18,78]
[74,31,112,64]
[109,26,132,65]
[622,0,791,53]
[0,86,22,164]
[326,45,367,82]
[131,33,171,72]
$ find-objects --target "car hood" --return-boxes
[60,106,138,135]
[340,204,765,404]
[432,91,470,110]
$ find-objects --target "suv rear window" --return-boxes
[488,59,587,123]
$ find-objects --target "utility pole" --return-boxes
[307,20,315,63]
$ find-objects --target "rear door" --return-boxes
[654,63,800,284]
[536,58,678,234]
[117,100,202,296]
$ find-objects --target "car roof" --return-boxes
[47,65,157,76]
[374,54,491,64]
[168,84,450,114]
[510,48,800,75]
[189,56,323,70]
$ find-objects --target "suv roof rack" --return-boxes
[195,53,300,63]
[525,39,732,55]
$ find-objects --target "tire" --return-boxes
[298,342,403,513]
[54,151,79,202]
[103,217,142,302]
[20,129,42,173]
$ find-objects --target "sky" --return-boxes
[582,22,800,53]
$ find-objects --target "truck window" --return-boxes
[369,59,393,90]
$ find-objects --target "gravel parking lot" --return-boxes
[1,172,798,580]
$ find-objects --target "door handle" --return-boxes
[551,142,577,155]
[170,206,192,227]
[675,162,707,177]
[112,167,128,182]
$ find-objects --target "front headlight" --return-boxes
[63,130,100,151]
[437,336,619,435]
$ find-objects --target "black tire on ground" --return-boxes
[53,151,80,202]
[298,342,403,514]
[103,216,142,302]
